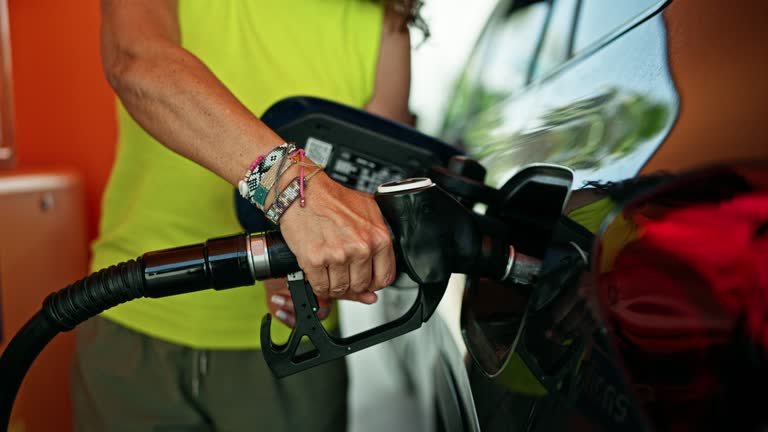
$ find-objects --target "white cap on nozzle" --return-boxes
[376,178,434,194]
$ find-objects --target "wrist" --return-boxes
[238,143,296,210]
[259,150,325,224]
[277,170,333,226]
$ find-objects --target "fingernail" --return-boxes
[276,310,295,326]
[271,295,286,307]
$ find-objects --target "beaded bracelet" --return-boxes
[265,167,322,224]
[238,143,297,211]
[239,144,323,223]
[261,150,292,203]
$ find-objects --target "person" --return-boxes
[72,1,425,430]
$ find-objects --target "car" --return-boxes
[380,0,768,431]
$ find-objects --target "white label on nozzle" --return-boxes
[305,137,334,167]
[376,178,434,194]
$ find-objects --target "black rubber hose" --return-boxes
[0,312,58,431]
[42,260,144,330]
[0,259,145,431]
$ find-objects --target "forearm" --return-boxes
[365,6,413,125]
[105,43,281,185]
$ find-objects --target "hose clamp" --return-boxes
[247,234,271,279]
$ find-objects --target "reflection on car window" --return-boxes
[458,13,678,190]
[533,0,578,80]
[574,0,665,53]
[480,3,549,101]
[441,0,549,144]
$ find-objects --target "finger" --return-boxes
[349,257,373,294]
[263,278,288,295]
[269,294,294,314]
[275,309,296,328]
[316,295,331,309]
[341,291,378,304]
[316,304,331,320]
[304,265,331,299]
[370,229,395,290]
[328,264,350,298]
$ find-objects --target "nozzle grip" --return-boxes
[261,272,441,378]
[375,179,510,283]
[143,234,255,297]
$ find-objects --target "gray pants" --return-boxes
[72,317,348,432]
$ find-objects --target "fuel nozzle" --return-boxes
[261,177,531,377]
[375,177,525,285]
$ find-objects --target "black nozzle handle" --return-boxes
[375,178,512,284]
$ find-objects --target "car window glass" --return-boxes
[574,0,665,53]
[439,15,497,143]
[480,2,550,102]
[441,0,549,143]
[532,0,578,80]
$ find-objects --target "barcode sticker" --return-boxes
[305,137,334,168]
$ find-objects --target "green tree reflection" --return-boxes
[458,87,671,187]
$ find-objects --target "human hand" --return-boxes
[266,275,383,328]
[278,172,395,303]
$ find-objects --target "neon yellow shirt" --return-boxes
[92,0,384,349]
